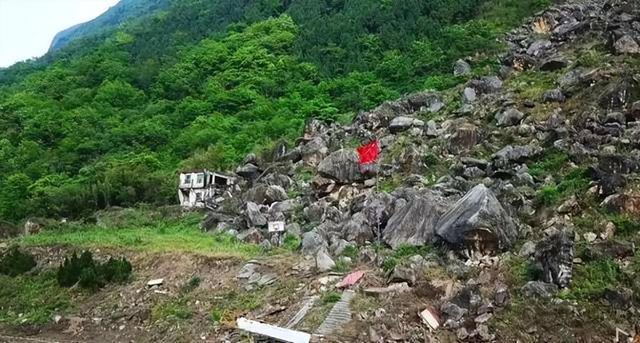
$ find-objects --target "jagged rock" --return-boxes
[462,87,477,103]
[598,75,639,110]
[495,108,524,127]
[389,255,433,285]
[200,212,234,232]
[236,163,262,180]
[630,101,640,121]
[527,39,552,57]
[613,35,640,55]
[540,56,568,71]
[311,175,336,195]
[389,116,424,133]
[238,228,264,244]
[521,281,558,299]
[382,191,449,249]
[342,212,375,245]
[264,185,288,204]
[585,240,635,259]
[315,249,335,272]
[301,230,328,256]
[543,88,565,102]
[519,241,536,257]
[492,145,541,167]
[454,59,472,76]
[602,288,633,309]
[468,76,503,94]
[245,202,267,227]
[317,149,363,184]
[605,112,626,125]
[426,120,439,137]
[301,137,329,167]
[436,184,518,252]
[448,123,479,154]
[534,230,573,288]
[404,91,444,112]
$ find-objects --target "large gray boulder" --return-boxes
[614,35,640,55]
[453,59,472,76]
[389,116,424,133]
[301,137,329,167]
[436,184,518,252]
[317,149,363,184]
[495,108,524,127]
[535,230,574,288]
[383,192,449,249]
[245,202,267,227]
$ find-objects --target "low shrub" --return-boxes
[57,251,132,290]
[0,247,37,276]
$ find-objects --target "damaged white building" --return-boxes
[178,170,234,208]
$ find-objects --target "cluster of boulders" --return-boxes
[201,0,640,339]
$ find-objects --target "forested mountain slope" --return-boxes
[0,0,548,222]
[49,0,172,52]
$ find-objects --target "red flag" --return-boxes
[357,140,379,165]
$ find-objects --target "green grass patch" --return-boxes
[536,168,590,206]
[332,258,352,273]
[341,245,358,260]
[18,221,260,259]
[152,298,193,322]
[507,69,558,100]
[282,232,301,251]
[561,259,621,300]
[607,214,640,237]
[208,289,266,324]
[528,151,569,178]
[381,245,432,272]
[0,271,72,326]
[504,255,541,287]
[321,291,342,304]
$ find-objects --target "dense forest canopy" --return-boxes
[0,0,549,222]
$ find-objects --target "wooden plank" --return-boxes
[236,318,311,343]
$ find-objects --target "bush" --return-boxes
[57,251,132,290]
[0,247,37,276]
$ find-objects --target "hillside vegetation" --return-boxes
[0,0,548,222]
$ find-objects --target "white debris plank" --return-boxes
[236,318,311,343]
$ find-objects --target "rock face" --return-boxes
[613,35,640,55]
[436,184,518,252]
[383,192,449,249]
[495,108,524,127]
[389,116,424,133]
[317,149,364,184]
[535,230,573,288]
[454,59,472,76]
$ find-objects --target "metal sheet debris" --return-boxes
[336,271,365,288]
[236,317,311,343]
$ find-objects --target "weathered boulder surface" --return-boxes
[436,184,518,252]
[317,149,364,184]
[535,230,574,288]
[383,191,449,249]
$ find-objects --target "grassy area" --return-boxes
[0,271,73,326]
[17,214,260,259]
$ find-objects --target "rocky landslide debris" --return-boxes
[195,0,640,340]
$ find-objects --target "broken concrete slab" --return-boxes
[236,317,311,343]
[364,282,411,297]
[419,307,441,330]
[146,278,164,287]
